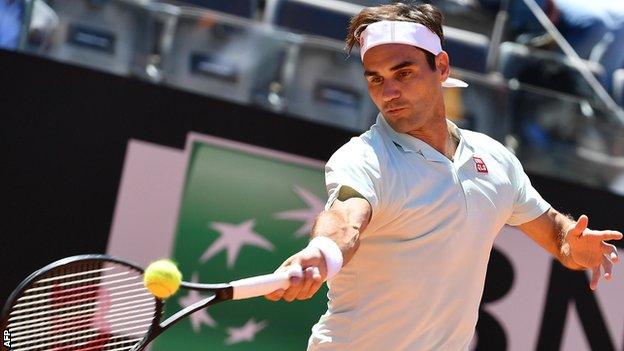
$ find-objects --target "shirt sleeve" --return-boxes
[324,142,381,213]
[506,152,551,226]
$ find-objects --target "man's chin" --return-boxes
[383,116,417,134]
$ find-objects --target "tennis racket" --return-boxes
[1,254,302,351]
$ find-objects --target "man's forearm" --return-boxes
[310,199,370,266]
[311,209,361,266]
[520,208,584,270]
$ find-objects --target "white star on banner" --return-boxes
[200,219,274,267]
[274,185,324,237]
[178,273,217,332]
[225,318,268,345]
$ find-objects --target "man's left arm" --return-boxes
[518,207,622,290]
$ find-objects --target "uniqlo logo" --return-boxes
[473,157,488,173]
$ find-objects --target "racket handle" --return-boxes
[229,265,304,300]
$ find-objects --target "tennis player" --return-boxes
[265,3,622,350]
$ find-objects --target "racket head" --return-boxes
[1,254,163,351]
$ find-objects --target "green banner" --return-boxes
[152,139,328,350]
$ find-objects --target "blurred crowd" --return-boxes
[1,0,622,101]
[2,0,624,193]
[507,0,624,92]
[0,0,58,50]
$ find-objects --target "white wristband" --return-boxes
[307,236,343,281]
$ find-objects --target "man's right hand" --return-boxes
[264,246,328,302]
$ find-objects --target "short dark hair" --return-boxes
[345,3,445,71]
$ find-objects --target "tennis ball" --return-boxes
[143,259,182,299]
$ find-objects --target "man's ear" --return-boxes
[436,51,451,82]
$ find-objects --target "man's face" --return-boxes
[362,44,449,133]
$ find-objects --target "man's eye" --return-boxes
[398,70,412,78]
[370,77,383,85]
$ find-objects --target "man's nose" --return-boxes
[382,79,400,102]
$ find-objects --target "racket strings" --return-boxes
[6,260,157,351]
[13,287,153,317]
[9,299,155,330]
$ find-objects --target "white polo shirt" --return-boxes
[308,115,550,350]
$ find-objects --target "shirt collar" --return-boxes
[376,113,475,164]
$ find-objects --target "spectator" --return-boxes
[0,0,24,50]
[507,0,624,91]
[28,0,58,48]
[0,0,58,51]
[592,0,624,91]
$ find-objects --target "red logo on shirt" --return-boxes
[473,157,488,173]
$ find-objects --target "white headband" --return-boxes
[359,21,468,88]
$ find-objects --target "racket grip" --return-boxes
[229,265,304,300]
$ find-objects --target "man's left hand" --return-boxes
[565,215,623,290]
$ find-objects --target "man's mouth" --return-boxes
[386,107,407,113]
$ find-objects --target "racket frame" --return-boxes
[0,254,239,351]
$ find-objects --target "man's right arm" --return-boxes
[314,188,372,265]
[264,189,372,302]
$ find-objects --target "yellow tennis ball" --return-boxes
[143,259,182,299]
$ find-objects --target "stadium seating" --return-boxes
[325,0,390,9]
[443,26,490,73]
[157,5,285,105]
[263,0,378,131]
[497,41,606,99]
[265,0,358,42]
[26,0,149,76]
[614,69,624,106]
[163,0,259,19]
